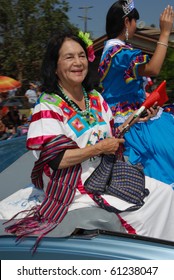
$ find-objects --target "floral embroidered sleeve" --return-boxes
[124,53,149,83]
[99,45,150,84]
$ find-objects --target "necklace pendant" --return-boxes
[85,111,96,125]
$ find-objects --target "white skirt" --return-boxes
[0,176,174,242]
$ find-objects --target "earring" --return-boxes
[125,27,129,41]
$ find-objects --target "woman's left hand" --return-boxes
[139,103,160,122]
[119,103,160,135]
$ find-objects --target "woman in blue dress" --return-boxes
[98,0,174,185]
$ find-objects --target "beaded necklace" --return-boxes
[58,85,96,125]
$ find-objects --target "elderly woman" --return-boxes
[4,29,174,252]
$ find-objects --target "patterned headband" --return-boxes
[122,0,135,17]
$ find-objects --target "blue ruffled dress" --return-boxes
[99,39,174,185]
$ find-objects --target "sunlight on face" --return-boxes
[57,38,88,87]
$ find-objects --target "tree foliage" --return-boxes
[158,47,174,103]
[0,0,77,86]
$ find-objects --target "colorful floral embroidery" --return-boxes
[111,101,141,119]
[38,91,108,138]
[124,54,149,83]
[98,45,132,81]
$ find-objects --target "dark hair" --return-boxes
[41,29,93,94]
[106,0,139,39]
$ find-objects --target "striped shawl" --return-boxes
[4,135,81,253]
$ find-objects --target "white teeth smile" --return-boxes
[72,71,83,74]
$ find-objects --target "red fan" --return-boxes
[142,80,168,108]
[117,81,169,137]
[135,80,168,117]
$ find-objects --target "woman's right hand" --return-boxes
[160,5,174,35]
[96,137,125,155]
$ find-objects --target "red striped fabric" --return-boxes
[31,110,64,122]
[5,135,82,253]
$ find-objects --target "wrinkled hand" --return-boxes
[96,137,125,155]
[160,5,174,35]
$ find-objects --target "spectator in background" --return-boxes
[36,85,43,97]
[5,122,18,139]
[25,82,38,108]
[8,88,17,98]
[16,114,30,136]
[6,106,21,132]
